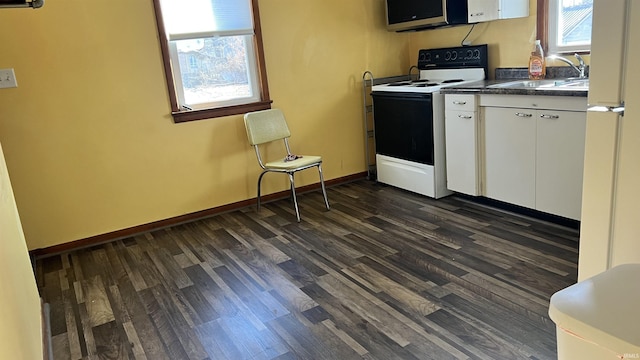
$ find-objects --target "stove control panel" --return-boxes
[417,44,488,74]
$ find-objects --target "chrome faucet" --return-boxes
[548,53,587,79]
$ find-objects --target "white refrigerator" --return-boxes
[579,0,640,281]
[549,2,640,358]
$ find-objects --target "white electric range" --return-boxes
[371,45,488,198]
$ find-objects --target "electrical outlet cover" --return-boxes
[0,69,18,88]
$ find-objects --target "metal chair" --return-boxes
[243,108,330,222]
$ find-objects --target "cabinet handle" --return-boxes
[453,101,467,105]
[515,112,533,118]
[540,114,560,119]
[458,115,473,119]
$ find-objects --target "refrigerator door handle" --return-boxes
[587,102,625,116]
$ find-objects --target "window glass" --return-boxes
[548,0,593,53]
[173,35,259,107]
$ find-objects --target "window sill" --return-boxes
[550,50,591,56]
[171,100,273,123]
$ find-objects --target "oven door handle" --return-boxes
[371,92,432,99]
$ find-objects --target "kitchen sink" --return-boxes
[556,79,590,88]
[489,78,589,90]
[489,79,559,88]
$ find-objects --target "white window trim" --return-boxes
[548,0,592,54]
[169,35,261,111]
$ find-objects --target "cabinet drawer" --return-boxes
[445,94,476,112]
[479,94,587,111]
[445,110,476,122]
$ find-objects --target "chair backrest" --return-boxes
[244,109,291,146]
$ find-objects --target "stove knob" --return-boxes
[419,52,427,61]
[451,51,458,60]
[466,50,473,59]
[445,51,451,61]
[474,49,481,59]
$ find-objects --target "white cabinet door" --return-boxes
[536,110,587,220]
[445,110,479,195]
[483,106,536,208]
[468,0,499,22]
[468,0,529,23]
[499,0,529,20]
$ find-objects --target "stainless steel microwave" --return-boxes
[385,0,469,32]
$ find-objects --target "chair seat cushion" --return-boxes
[265,155,322,170]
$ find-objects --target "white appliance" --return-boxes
[578,0,640,281]
[371,45,488,198]
[550,264,640,360]
[371,68,486,94]
[385,0,469,32]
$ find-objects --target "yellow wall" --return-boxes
[408,2,590,78]
[409,1,539,78]
[0,142,43,359]
[0,0,409,249]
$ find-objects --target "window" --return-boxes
[153,0,271,123]
[538,0,593,54]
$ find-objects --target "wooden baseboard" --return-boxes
[30,172,367,258]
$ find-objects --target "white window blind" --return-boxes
[159,0,254,40]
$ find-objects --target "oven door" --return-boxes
[371,91,434,165]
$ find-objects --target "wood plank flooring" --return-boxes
[36,180,579,360]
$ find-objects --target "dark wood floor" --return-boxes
[36,180,579,360]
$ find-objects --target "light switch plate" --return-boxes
[0,68,18,88]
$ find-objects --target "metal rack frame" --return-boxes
[361,71,411,180]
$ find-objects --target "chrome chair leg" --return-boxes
[257,171,268,212]
[288,172,301,222]
[318,164,330,210]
